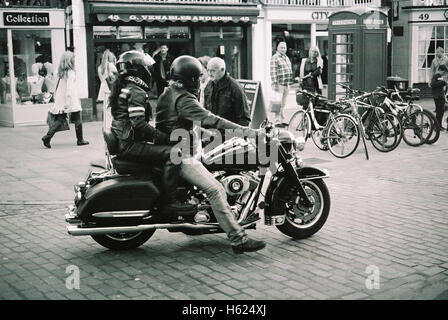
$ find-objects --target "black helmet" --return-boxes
[116,50,153,87]
[170,55,203,92]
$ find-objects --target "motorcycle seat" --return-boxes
[111,158,163,176]
[103,128,163,176]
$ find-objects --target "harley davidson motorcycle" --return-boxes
[65,120,331,250]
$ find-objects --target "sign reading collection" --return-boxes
[3,12,50,26]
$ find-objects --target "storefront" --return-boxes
[390,0,448,95]
[84,0,260,103]
[0,8,66,127]
[253,7,341,98]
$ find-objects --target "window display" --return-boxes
[0,30,11,105]
[12,30,53,105]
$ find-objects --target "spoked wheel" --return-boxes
[91,230,155,250]
[311,128,329,151]
[276,179,330,239]
[402,110,432,147]
[421,110,440,145]
[369,112,401,152]
[326,114,360,158]
[288,110,310,141]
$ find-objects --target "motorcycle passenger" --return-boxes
[109,50,193,216]
[155,55,266,254]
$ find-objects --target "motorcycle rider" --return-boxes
[109,51,193,216]
[155,55,266,254]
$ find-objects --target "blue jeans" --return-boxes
[180,157,247,246]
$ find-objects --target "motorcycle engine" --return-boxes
[220,172,259,197]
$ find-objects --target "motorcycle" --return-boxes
[65,120,331,250]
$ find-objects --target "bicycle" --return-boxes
[338,84,402,153]
[381,86,438,146]
[288,89,361,159]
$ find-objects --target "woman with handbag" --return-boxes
[42,51,89,148]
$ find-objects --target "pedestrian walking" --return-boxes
[430,64,448,131]
[41,51,89,148]
[204,57,251,126]
[297,46,324,94]
[97,49,117,104]
[270,41,293,123]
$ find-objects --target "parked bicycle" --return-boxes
[288,89,361,159]
[338,84,402,153]
[378,86,438,146]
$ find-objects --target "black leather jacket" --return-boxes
[111,80,170,152]
[203,74,251,126]
[155,84,251,143]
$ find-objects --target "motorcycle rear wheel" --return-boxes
[276,179,330,239]
[91,230,155,250]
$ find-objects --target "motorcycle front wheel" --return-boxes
[276,179,330,239]
[91,230,155,250]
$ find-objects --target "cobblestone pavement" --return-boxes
[1,112,448,300]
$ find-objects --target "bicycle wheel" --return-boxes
[368,112,399,152]
[311,127,329,151]
[288,110,310,141]
[421,110,439,145]
[402,110,432,147]
[326,114,360,158]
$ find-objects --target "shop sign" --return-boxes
[411,10,448,22]
[363,19,384,25]
[98,14,253,23]
[311,12,330,21]
[3,12,50,26]
[332,19,357,26]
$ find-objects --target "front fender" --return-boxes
[264,166,329,218]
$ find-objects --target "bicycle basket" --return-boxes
[296,91,310,108]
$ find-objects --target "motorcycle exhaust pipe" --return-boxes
[67,223,220,236]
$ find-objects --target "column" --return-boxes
[311,23,317,48]
[71,0,88,99]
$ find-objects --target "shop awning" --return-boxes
[89,2,260,24]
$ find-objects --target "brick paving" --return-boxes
[1,103,448,300]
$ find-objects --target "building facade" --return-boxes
[390,0,448,95]
[82,0,260,112]
[0,0,68,127]
[253,0,383,99]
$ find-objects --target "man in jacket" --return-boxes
[156,55,266,254]
[152,43,174,97]
[203,57,251,127]
[431,64,447,130]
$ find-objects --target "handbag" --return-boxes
[46,112,69,132]
[269,90,282,114]
[48,77,61,114]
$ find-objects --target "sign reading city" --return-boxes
[3,12,50,26]
[97,14,254,23]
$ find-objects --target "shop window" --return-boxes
[12,30,54,106]
[145,26,191,39]
[93,26,117,39]
[0,30,11,105]
[117,26,143,39]
[416,25,448,83]
[199,26,242,39]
